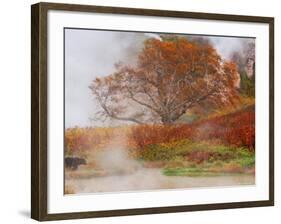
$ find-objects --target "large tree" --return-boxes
[90,37,239,124]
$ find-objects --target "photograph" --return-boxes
[64,29,256,194]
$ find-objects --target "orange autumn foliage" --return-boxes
[90,37,240,124]
[65,105,255,156]
[130,105,254,150]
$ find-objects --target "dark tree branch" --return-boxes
[95,90,143,124]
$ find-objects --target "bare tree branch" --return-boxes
[90,37,239,125]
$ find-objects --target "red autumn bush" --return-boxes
[194,106,255,150]
[65,105,255,155]
[130,124,193,149]
[130,105,255,150]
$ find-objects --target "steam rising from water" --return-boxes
[92,134,141,174]
[66,132,254,194]
[64,30,255,194]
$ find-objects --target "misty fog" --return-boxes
[65,29,254,128]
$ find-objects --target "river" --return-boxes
[65,168,255,194]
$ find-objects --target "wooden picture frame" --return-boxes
[31,2,274,221]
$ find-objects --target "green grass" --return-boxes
[162,167,238,177]
[234,157,255,168]
[139,140,253,162]
[138,140,255,175]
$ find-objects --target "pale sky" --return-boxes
[64,29,254,128]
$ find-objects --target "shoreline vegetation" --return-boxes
[64,33,255,194]
[65,101,255,193]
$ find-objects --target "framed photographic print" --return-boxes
[31,2,274,221]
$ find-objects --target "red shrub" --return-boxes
[65,106,255,154]
[130,124,193,149]
[130,106,255,150]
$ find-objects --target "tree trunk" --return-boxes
[161,116,174,124]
